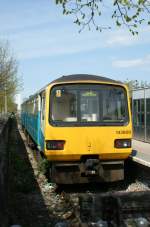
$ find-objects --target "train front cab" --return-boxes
[44,80,132,184]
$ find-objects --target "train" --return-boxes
[21,74,132,184]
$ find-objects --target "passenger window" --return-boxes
[102,89,126,122]
[80,91,99,122]
[52,89,77,122]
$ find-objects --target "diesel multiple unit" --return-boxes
[21,74,132,183]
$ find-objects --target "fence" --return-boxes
[132,88,150,142]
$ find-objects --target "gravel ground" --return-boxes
[126,180,150,192]
[8,119,150,227]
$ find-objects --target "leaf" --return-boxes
[116,20,121,26]
[56,0,63,4]
[125,15,132,22]
[138,8,142,12]
[132,15,137,19]
[82,13,85,19]
[123,0,129,4]
[113,0,117,5]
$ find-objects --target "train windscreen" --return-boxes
[50,84,129,126]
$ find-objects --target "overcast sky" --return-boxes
[1,0,150,101]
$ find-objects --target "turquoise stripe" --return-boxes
[21,111,45,151]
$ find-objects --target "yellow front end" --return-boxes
[44,81,132,183]
[44,126,132,161]
[44,81,132,162]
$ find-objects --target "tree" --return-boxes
[0,41,21,114]
[55,0,150,34]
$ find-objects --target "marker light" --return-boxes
[115,139,131,149]
[46,140,65,150]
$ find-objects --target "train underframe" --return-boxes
[49,158,124,184]
[23,128,125,184]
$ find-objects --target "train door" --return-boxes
[39,91,46,151]
[40,92,46,133]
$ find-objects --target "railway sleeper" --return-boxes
[79,191,150,227]
[49,159,124,184]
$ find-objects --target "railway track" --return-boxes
[54,160,150,226]
[79,191,150,226]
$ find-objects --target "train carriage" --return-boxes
[21,74,132,184]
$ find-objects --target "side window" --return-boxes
[27,102,29,113]
[35,98,38,114]
[33,97,38,115]
[32,100,34,114]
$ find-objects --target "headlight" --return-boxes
[114,139,131,148]
[46,140,65,150]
